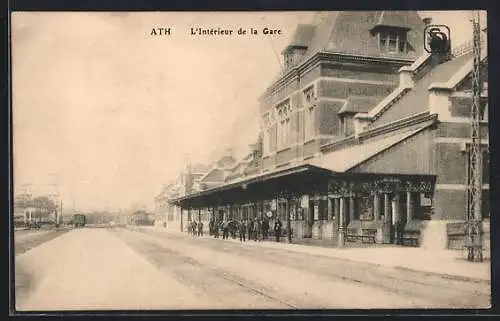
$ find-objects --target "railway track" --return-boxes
[14,229,70,256]
[132,228,490,309]
[111,229,306,309]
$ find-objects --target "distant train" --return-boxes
[73,214,87,228]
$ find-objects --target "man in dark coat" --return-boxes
[214,220,220,238]
[197,220,204,237]
[274,218,282,242]
[209,219,214,236]
[256,219,263,242]
[239,219,247,242]
[222,219,229,240]
[247,218,254,241]
[262,218,269,240]
[191,221,197,237]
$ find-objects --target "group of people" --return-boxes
[188,217,286,243]
[187,220,204,236]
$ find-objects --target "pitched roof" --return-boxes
[191,163,209,174]
[373,11,417,29]
[368,52,473,128]
[302,11,424,60]
[311,120,433,172]
[216,155,237,168]
[266,11,425,92]
[285,24,317,49]
[339,96,383,114]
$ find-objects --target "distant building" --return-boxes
[129,210,155,226]
[154,154,237,230]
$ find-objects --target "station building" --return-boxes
[168,11,489,251]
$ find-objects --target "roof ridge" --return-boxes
[368,86,412,121]
[368,52,433,122]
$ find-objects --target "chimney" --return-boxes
[353,113,372,138]
[398,66,414,88]
[428,83,453,120]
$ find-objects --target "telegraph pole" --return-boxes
[465,11,484,262]
[60,200,63,226]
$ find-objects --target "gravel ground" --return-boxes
[15,229,217,311]
[14,229,70,256]
[14,227,491,311]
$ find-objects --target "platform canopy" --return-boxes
[169,162,436,209]
[169,164,333,209]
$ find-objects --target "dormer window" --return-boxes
[338,113,355,136]
[377,29,409,54]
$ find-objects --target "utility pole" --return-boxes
[465,11,484,262]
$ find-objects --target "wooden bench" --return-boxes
[446,222,466,249]
[401,230,420,247]
[346,228,376,243]
[360,229,377,244]
[346,228,359,243]
[463,244,484,261]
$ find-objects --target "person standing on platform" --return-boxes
[197,220,204,237]
[247,218,254,241]
[222,219,229,240]
[262,218,269,240]
[274,218,282,242]
[253,219,259,242]
[256,218,263,242]
[214,220,220,238]
[239,219,246,242]
[192,221,197,237]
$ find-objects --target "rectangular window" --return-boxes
[303,86,316,141]
[276,100,291,149]
[262,113,271,155]
[262,130,269,155]
[283,120,288,147]
[379,30,408,54]
[286,118,292,145]
[305,106,315,140]
[277,119,283,149]
[388,34,398,53]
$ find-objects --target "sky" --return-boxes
[11,11,487,213]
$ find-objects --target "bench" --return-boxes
[463,244,484,260]
[401,230,420,247]
[346,228,376,244]
[360,229,377,244]
[446,222,467,249]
